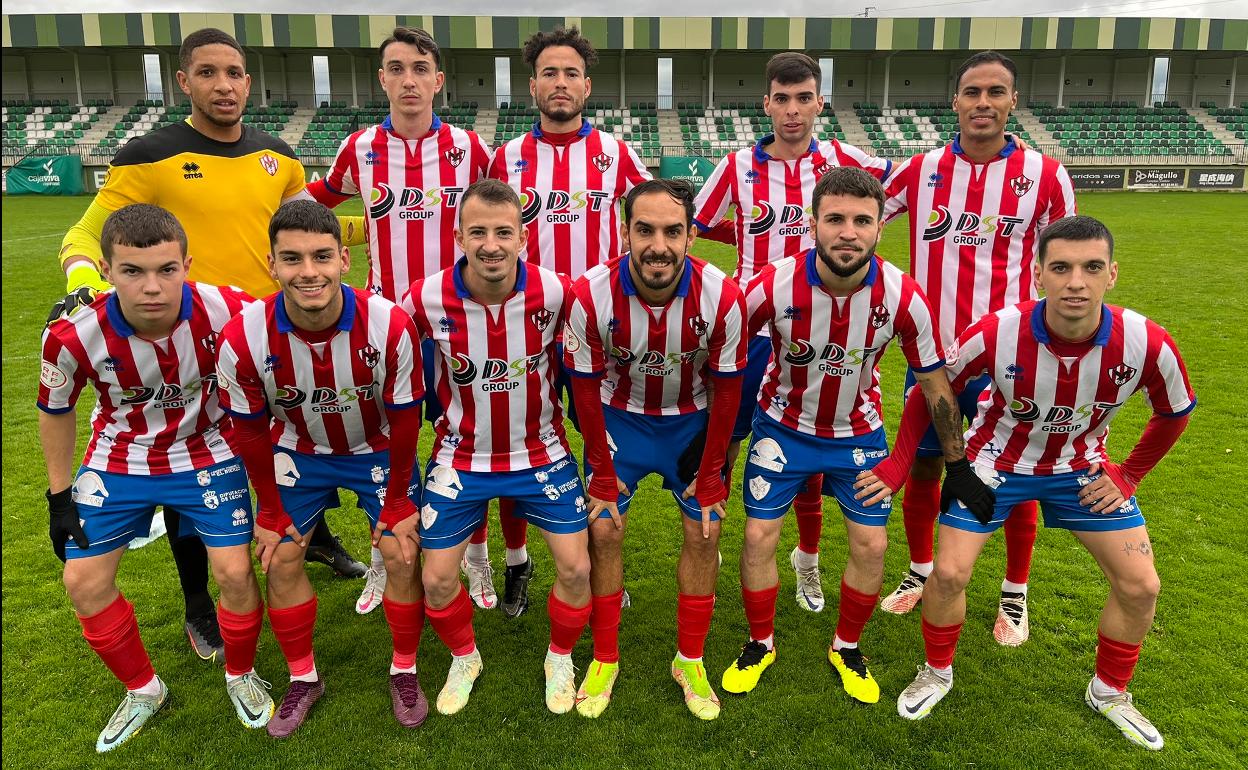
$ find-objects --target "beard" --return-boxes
[631,249,683,292]
[538,93,584,123]
[817,242,875,278]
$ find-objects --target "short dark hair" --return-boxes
[379,26,441,69]
[459,179,522,224]
[954,50,1018,92]
[811,167,886,219]
[622,179,696,228]
[100,204,188,263]
[179,28,245,72]
[268,200,341,249]
[523,26,598,74]
[766,52,821,94]
[1037,216,1115,263]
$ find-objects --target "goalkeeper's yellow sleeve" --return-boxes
[59,200,115,293]
[338,215,367,248]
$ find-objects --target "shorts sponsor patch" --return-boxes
[275,453,301,487]
[231,508,250,527]
[748,438,788,472]
[420,503,438,529]
[72,470,109,507]
[426,465,462,500]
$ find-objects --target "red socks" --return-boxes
[383,596,425,670]
[547,590,592,655]
[426,589,476,657]
[793,476,824,554]
[902,475,941,564]
[921,616,963,669]
[742,584,779,642]
[217,602,263,677]
[835,580,877,645]
[469,520,488,545]
[499,499,529,550]
[1095,631,1142,691]
[269,596,318,677]
[590,590,624,663]
[676,593,715,659]
[1004,501,1039,585]
[78,593,155,690]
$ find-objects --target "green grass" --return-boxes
[3,193,1245,768]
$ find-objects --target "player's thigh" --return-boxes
[1035,469,1146,534]
[62,546,128,611]
[511,457,590,539]
[1072,524,1158,599]
[272,451,350,540]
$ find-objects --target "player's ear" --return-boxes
[176,69,191,97]
[268,252,278,279]
[1106,260,1118,292]
[435,70,445,93]
[454,227,467,256]
[584,76,592,99]
[1032,260,1043,293]
[242,73,252,100]
[339,245,350,274]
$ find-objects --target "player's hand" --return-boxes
[253,518,303,573]
[587,478,629,530]
[940,458,996,525]
[375,497,421,564]
[1079,462,1128,515]
[44,287,98,328]
[47,487,88,562]
[853,469,896,507]
[681,479,726,539]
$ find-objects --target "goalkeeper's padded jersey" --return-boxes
[90,121,306,298]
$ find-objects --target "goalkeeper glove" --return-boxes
[46,263,111,327]
[48,487,89,562]
[940,458,997,525]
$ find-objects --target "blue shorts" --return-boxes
[273,449,421,541]
[905,370,990,457]
[940,466,1146,534]
[66,458,253,558]
[741,414,893,527]
[732,336,774,441]
[419,457,588,549]
[587,406,720,522]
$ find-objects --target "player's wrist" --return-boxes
[694,476,727,506]
[588,475,620,502]
[257,509,293,533]
[46,487,75,513]
[65,262,109,294]
[379,497,416,528]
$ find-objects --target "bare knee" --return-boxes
[589,520,625,555]
[422,565,462,609]
[63,564,116,611]
[1113,572,1161,613]
[848,527,888,566]
[211,557,257,604]
[929,559,973,597]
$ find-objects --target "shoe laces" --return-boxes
[363,566,385,591]
[393,673,423,707]
[735,640,770,668]
[449,654,481,683]
[835,647,870,677]
[278,681,317,719]
[898,571,928,592]
[911,664,951,692]
[188,613,223,647]
[794,562,822,588]
[547,654,577,682]
[1000,592,1027,623]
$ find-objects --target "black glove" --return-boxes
[45,287,97,329]
[676,427,708,486]
[940,458,997,525]
[48,487,89,562]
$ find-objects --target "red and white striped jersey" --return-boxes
[38,282,251,475]
[402,260,571,472]
[693,137,892,287]
[324,115,492,300]
[745,252,943,438]
[216,286,424,456]
[949,300,1195,475]
[489,120,651,277]
[563,255,747,416]
[884,136,1077,348]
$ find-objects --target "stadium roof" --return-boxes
[4,14,1247,51]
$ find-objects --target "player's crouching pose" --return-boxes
[564,179,747,720]
[216,200,427,737]
[721,167,992,705]
[870,217,1193,750]
[39,204,273,751]
[400,179,591,716]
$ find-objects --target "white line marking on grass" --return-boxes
[2,233,61,243]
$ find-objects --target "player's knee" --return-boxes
[848,527,888,565]
[930,559,973,596]
[554,553,592,591]
[211,558,257,602]
[62,564,113,609]
[1114,572,1161,612]
[589,519,625,551]
[421,567,461,608]
[742,520,778,560]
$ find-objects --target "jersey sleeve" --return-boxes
[743,268,776,338]
[1139,325,1196,417]
[381,309,425,409]
[708,282,748,374]
[94,161,154,213]
[835,140,892,181]
[471,133,494,181]
[1038,160,1078,229]
[398,282,431,340]
[562,288,606,376]
[894,275,945,372]
[283,155,308,201]
[37,326,89,413]
[324,133,360,197]
[944,317,992,391]
[883,155,916,222]
[215,320,268,418]
[692,154,735,232]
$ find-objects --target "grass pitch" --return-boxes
[2,192,1245,769]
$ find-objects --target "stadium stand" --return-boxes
[854,101,1034,155]
[1204,102,1248,141]
[494,101,540,143]
[1030,100,1231,158]
[2,99,110,150]
[677,102,844,155]
[587,102,661,158]
[295,100,479,157]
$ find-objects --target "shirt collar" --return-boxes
[619,254,693,299]
[107,283,193,338]
[532,118,593,140]
[381,113,443,134]
[951,132,1018,159]
[754,134,819,164]
[452,257,528,299]
[275,284,356,334]
[1031,299,1112,346]
[804,248,879,287]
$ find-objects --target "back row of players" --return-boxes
[42,25,1192,753]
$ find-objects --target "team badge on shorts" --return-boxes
[259,153,279,176]
[749,438,788,472]
[749,476,771,500]
[197,470,212,487]
[275,453,301,487]
[421,503,439,529]
[852,448,866,467]
[371,465,386,484]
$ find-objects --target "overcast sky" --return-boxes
[4,0,1246,18]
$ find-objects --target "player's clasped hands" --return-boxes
[254,512,304,574]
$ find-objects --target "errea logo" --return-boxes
[182,162,203,180]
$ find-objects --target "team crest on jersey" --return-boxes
[259,153,279,177]
[40,362,68,389]
[749,476,771,500]
[591,152,613,172]
[749,438,788,472]
[688,314,708,337]
[200,332,218,356]
[444,147,465,168]
[812,159,833,177]
[73,471,110,507]
[358,344,381,369]
[1009,173,1034,198]
[531,308,553,332]
[870,304,890,329]
[1107,363,1138,386]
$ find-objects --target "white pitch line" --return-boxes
[2,233,61,243]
